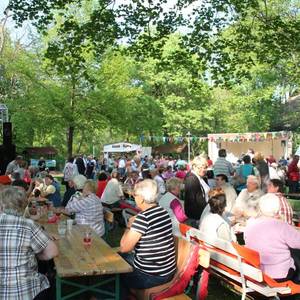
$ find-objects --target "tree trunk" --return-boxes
[67,126,74,158]
[67,78,76,158]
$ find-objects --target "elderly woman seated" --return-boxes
[244,194,300,282]
[101,170,124,207]
[232,175,264,220]
[65,179,105,237]
[158,177,187,236]
[119,179,176,298]
[199,189,235,241]
[0,186,58,300]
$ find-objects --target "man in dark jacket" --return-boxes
[75,155,86,175]
[184,156,210,227]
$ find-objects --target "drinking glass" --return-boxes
[58,221,67,236]
[83,231,92,247]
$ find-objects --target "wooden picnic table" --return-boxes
[43,223,133,300]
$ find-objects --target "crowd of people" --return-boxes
[1,148,300,298]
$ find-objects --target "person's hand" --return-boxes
[50,233,60,241]
[233,207,244,218]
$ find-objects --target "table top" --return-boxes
[43,224,133,278]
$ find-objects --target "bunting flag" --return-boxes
[140,131,291,143]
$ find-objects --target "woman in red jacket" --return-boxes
[287,155,300,193]
[96,172,109,198]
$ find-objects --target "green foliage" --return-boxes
[1,0,299,157]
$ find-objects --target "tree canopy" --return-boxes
[0,0,299,157]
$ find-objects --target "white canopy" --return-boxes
[103,142,142,153]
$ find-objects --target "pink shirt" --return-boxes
[244,217,300,279]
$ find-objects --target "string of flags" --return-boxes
[139,131,292,143]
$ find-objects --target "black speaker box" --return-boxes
[3,122,12,145]
[0,144,16,175]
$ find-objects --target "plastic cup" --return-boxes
[83,231,92,247]
[67,219,73,231]
[58,221,67,236]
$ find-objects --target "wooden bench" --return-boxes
[163,295,191,300]
[179,223,300,300]
[104,209,114,240]
[130,236,209,300]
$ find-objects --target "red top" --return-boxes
[96,180,108,198]
[175,170,186,179]
[287,160,300,181]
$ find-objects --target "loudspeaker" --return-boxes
[0,144,16,175]
[3,122,12,145]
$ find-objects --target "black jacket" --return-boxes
[184,172,207,220]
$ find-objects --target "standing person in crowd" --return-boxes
[101,170,124,207]
[213,149,235,179]
[119,179,176,298]
[131,155,141,173]
[266,179,294,225]
[151,168,166,197]
[0,186,58,300]
[118,155,127,178]
[233,175,263,220]
[287,155,300,193]
[253,152,269,192]
[65,180,105,237]
[85,155,96,179]
[234,155,254,193]
[207,156,213,168]
[162,166,174,181]
[63,157,78,190]
[108,155,115,173]
[41,175,61,207]
[175,165,187,180]
[159,177,187,236]
[167,155,175,170]
[5,155,23,177]
[37,157,46,172]
[75,155,86,175]
[184,156,210,227]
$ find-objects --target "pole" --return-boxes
[187,131,191,163]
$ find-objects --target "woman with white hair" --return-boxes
[101,170,124,207]
[158,177,187,236]
[0,186,58,300]
[119,179,176,297]
[244,194,300,282]
[65,179,105,237]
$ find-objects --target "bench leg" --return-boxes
[56,275,62,300]
[196,269,209,300]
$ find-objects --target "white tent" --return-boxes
[103,142,142,153]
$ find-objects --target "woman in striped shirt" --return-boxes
[119,179,176,297]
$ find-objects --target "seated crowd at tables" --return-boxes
[1,149,300,299]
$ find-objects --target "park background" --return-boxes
[0,0,299,164]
